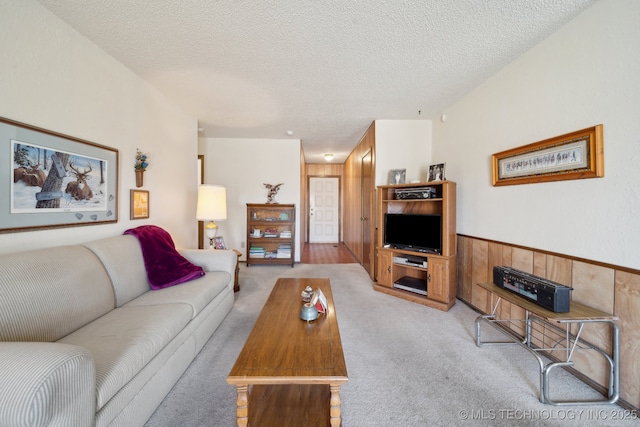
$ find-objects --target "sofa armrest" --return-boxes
[180,249,237,276]
[0,342,96,427]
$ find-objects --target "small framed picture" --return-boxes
[214,236,226,250]
[388,169,406,185]
[428,163,446,182]
[130,189,149,220]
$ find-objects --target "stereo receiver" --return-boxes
[493,266,572,313]
[395,187,436,200]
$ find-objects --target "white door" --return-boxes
[309,177,339,243]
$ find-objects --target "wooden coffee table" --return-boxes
[227,278,348,426]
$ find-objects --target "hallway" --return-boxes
[301,243,358,264]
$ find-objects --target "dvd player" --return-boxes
[393,276,427,296]
[393,255,427,269]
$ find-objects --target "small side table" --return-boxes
[232,249,241,292]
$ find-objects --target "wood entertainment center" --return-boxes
[375,181,456,311]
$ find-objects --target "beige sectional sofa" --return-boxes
[0,234,237,427]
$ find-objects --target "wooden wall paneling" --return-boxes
[457,236,472,302]
[300,146,307,251]
[569,261,616,387]
[572,261,615,314]
[484,242,503,314]
[456,234,640,409]
[499,245,513,326]
[342,122,375,265]
[511,247,534,273]
[547,255,572,286]
[487,241,503,278]
[343,142,362,261]
[470,239,489,312]
[615,270,640,408]
[571,261,615,351]
[533,251,546,277]
[501,244,513,267]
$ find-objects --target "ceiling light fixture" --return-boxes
[324,153,334,161]
[286,130,294,136]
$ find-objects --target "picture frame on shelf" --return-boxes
[428,163,446,182]
[491,125,604,186]
[2,116,118,233]
[130,189,149,219]
[214,236,226,250]
[388,169,406,185]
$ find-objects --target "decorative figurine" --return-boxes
[263,183,283,204]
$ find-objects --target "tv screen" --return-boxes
[384,213,442,254]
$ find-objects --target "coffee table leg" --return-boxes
[330,384,341,427]
[235,384,249,427]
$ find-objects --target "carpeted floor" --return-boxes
[145,263,635,426]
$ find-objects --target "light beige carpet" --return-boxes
[145,263,634,426]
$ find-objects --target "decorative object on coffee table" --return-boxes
[300,302,319,321]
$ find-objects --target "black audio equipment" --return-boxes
[394,187,437,200]
[493,266,572,313]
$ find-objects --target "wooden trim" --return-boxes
[197,154,204,249]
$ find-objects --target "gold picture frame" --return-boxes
[492,125,604,186]
[2,116,118,233]
[130,189,149,219]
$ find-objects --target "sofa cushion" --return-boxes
[58,303,192,410]
[83,235,151,307]
[0,246,115,342]
[123,271,231,319]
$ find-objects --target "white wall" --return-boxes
[199,138,301,261]
[375,120,432,185]
[0,1,199,254]
[433,0,640,270]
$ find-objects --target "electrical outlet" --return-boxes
[241,241,245,248]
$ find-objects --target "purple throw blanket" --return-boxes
[124,225,205,290]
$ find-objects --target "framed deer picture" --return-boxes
[1,116,118,233]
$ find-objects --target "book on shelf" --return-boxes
[263,227,278,237]
[279,230,292,238]
[276,243,291,258]
[249,246,265,258]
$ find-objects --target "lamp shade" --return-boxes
[196,185,227,221]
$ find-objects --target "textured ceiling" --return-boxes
[36,0,596,163]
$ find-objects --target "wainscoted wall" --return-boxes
[457,234,640,410]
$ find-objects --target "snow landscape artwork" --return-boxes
[12,140,108,213]
[1,116,118,233]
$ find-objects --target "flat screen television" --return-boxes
[384,213,442,254]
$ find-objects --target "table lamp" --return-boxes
[196,184,227,248]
